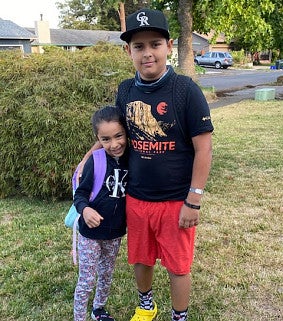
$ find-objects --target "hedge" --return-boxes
[0,43,134,199]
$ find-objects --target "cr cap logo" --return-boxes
[136,12,150,26]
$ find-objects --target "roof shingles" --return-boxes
[0,18,35,39]
[27,28,123,46]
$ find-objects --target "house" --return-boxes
[26,20,123,53]
[193,31,234,54]
[0,18,35,53]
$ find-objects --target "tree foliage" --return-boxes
[56,0,150,30]
[56,0,121,30]
[193,0,276,52]
[265,0,283,55]
[153,0,280,53]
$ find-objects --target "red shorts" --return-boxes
[126,195,196,275]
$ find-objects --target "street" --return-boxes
[195,67,283,108]
[198,67,283,91]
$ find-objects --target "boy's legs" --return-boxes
[127,196,194,320]
[126,195,157,319]
[134,264,191,309]
[134,263,154,293]
[168,272,191,311]
[131,267,190,321]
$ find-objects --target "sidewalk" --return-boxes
[209,83,283,109]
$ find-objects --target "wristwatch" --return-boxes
[189,187,204,195]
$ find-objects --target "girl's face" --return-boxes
[125,31,173,81]
[96,121,127,158]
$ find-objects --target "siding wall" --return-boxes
[0,39,31,53]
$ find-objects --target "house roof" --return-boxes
[26,28,123,46]
[26,26,208,49]
[0,18,35,39]
[194,31,227,43]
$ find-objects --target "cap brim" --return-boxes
[120,27,170,43]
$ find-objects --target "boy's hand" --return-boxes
[179,205,199,229]
[76,141,103,185]
[82,207,104,228]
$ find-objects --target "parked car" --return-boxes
[194,51,233,69]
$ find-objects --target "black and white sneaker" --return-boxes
[91,307,115,321]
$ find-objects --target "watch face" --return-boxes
[190,187,204,195]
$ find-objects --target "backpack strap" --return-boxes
[89,148,107,201]
[172,73,193,144]
[117,78,134,111]
[71,162,81,191]
[72,214,80,265]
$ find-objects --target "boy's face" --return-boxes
[125,31,173,81]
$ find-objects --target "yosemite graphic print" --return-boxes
[126,100,176,157]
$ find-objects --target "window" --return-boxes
[0,45,23,51]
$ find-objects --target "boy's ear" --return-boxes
[124,43,131,54]
[124,44,132,57]
[168,39,174,54]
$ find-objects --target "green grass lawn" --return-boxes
[1,100,282,321]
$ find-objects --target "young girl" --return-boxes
[73,106,128,321]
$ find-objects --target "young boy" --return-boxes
[116,8,214,321]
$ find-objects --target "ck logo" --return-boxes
[106,169,128,198]
[136,12,149,26]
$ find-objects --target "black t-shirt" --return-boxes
[116,69,213,201]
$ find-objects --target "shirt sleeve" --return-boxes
[187,81,214,137]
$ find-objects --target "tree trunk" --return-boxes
[119,2,126,32]
[177,0,196,79]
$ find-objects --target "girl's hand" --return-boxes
[82,207,104,228]
[76,142,103,186]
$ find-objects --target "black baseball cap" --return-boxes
[120,8,170,43]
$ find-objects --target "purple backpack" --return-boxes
[64,148,106,264]
[71,148,107,202]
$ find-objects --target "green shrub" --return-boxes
[231,49,250,64]
[0,44,134,199]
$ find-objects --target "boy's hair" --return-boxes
[120,8,170,43]
[92,106,125,135]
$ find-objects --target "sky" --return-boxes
[1,0,60,28]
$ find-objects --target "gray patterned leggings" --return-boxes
[74,234,122,321]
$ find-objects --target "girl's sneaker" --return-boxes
[91,307,115,321]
